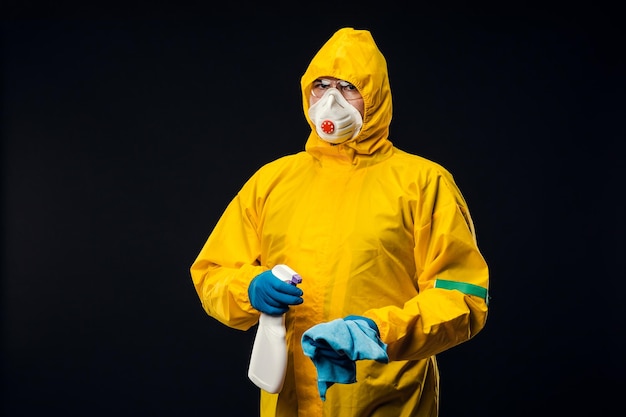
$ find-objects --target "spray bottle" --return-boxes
[247,264,302,394]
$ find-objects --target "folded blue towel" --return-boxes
[301,317,388,400]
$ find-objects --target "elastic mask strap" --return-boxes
[434,279,490,305]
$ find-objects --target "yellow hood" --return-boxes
[301,28,393,162]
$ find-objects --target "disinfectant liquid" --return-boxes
[247,264,302,393]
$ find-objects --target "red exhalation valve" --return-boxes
[320,120,335,134]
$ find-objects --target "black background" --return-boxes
[2,7,624,417]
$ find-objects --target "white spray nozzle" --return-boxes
[272,264,302,285]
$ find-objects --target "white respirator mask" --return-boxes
[308,88,363,144]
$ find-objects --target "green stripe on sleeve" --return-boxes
[434,279,489,304]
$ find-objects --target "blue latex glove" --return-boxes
[248,270,304,316]
[301,315,388,401]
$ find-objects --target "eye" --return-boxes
[313,79,332,89]
[338,80,356,91]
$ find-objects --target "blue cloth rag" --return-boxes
[301,318,388,401]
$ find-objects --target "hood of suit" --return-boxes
[301,28,393,164]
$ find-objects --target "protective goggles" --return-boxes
[311,78,362,101]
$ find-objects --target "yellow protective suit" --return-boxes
[191,27,489,417]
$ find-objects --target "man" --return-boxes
[191,27,489,417]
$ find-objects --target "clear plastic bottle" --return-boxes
[247,264,302,393]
